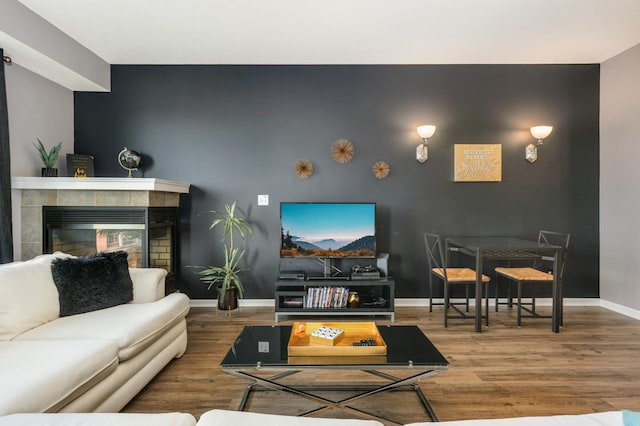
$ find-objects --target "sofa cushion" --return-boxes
[0,412,196,426]
[51,251,134,317]
[15,292,190,361]
[0,253,70,341]
[0,339,119,415]
[197,410,384,426]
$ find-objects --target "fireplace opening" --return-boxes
[43,207,178,293]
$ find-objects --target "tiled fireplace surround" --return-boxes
[11,177,190,261]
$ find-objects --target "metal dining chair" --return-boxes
[424,232,491,327]
[494,230,570,326]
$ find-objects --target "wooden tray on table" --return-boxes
[288,322,387,358]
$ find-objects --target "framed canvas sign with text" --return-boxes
[454,144,502,182]
[66,153,95,178]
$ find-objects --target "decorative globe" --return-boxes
[118,147,141,177]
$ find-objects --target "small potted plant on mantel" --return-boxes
[192,201,253,314]
[33,139,62,177]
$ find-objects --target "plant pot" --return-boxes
[218,286,239,311]
[41,167,58,177]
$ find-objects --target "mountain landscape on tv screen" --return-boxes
[281,233,375,257]
[279,203,376,258]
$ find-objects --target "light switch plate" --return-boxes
[258,194,269,206]
[258,341,270,353]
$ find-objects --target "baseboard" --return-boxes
[394,298,430,307]
[188,297,597,308]
[188,297,640,320]
[600,299,640,320]
[189,299,275,308]
[394,297,600,307]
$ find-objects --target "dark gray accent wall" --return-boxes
[74,64,599,300]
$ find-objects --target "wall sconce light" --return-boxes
[416,125,436,163]
[525,125,553,163]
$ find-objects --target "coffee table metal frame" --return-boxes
[221,325,448,425]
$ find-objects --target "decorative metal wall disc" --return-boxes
[294,159,314,179]
[331,139,354,163]
[372,161,390,179]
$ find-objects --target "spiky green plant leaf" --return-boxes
[33,139,62,168]
[189,200,253,300]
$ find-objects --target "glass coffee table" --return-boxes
[221,325,448,424]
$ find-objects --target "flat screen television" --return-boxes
[280,202,376,258]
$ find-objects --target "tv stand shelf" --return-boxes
[274,278,395,323]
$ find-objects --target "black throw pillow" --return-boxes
[51,251,134,317]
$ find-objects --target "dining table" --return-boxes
[445,237,564,333]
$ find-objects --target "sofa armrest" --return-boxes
[129,268,168,303]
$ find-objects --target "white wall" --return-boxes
[0,0,110,92]
[6,63,74,175]
[600,43,640,310]
[5,63,74,259]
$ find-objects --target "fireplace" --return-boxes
[43,206,178,291]
[11,177,190,295]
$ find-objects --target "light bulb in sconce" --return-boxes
[416,125,436,163]
[526,125,553,163]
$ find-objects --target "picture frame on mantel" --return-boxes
[453,144,502,182]
[66,154,95,178]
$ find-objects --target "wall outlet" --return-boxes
[258,194,269,206]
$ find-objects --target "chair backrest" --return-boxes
[423,232,447,278]
[536,230,571,281]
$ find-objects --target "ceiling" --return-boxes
[15,0,640,65]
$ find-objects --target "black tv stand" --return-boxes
[274,277,395,323]
[276,254,393,322]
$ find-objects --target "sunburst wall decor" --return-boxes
[372,161,390,179]
[331,139,354,164]
[294,159,314,179]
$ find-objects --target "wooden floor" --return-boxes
[123,305,640,424]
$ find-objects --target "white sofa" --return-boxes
[0,409,626,426]
[0,413,197,426]
[0,252,190,415]
[197,409,626,426]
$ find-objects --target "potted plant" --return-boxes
[192,201,253,311]
[33,139,62,177]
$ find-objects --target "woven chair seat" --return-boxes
[424,232,492,328]
[432,267,490,283]
[495,267,553,281]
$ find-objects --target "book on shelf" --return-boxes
[305,286,349,309]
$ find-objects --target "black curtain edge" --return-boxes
[0,47,15,263]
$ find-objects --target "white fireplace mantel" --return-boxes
[11,177,190,193]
